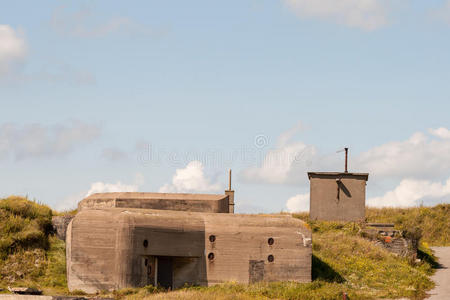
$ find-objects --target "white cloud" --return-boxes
[0,24,94,85]
[356,128,450,180]
[245,124,450,209]
[159,161,222,193]
[56,191,86,211]
[367,177,450,207]
[86,181,139,197]
[0,120,101,160]
[283,0,389,30]
[286,193,310,212]
[1,62,97,86]
[57,173,144,210]
[429,127,450,139]
[242,123,317,184]
[0,25,27,75]
[244,126,450,186]
[429,0,450,25]
[102,147,128,161]
[50,6,165,38]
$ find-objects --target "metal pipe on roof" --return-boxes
[345,148,348,173]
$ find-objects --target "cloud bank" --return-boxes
[283,0,389,30]
[159,161,222,193]
[0,25,27,75]
[284,176,450,212]
[429,0,450,25]
[356,128,450,180]
[86,181,139,197]
[50,6,163,38]
[57,173,144,210]
[101,147,128,161]
[286,193,310,212]
[0,120,101,160]
[367,177,450,207]
[0,24,95,86]
[248,125,450,210]
[242,123,317,184]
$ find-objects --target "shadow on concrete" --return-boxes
[312,255,345,283]
[338,182,352,198]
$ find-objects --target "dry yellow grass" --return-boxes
[0,197,442,299]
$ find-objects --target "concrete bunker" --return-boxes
[66,188,312,293]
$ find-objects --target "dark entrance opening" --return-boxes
[157,256,173,289]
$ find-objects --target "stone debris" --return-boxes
[0,296,113,300]
[361,223,418,258]
[52,215,74,241]
[7,286,42,295]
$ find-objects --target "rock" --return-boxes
[14,271,24,277]
[7,286,43,295]
[361,223,418,258]
[52,215,74,240]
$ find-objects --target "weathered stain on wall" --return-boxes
[67,192,312,293]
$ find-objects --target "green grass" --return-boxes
[366,204,450,246]
[119,220,437,300]
[0,196,68,294]
[0,196,53,259]
[0,197,443,299]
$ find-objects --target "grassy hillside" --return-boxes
[0,197,444,299]
[0,196,67,294]
[366,204,450,246]
[119,221,436,300]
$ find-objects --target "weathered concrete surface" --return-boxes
[67,206,312,293]
[78,192,230,213]
[308,172,368,221]
[427,247,450,299]
[52,215,74,240]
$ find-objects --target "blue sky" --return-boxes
[1,0,450,212]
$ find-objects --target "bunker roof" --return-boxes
[78,192,230,213]
[307,172,369,181]
[84,192,228,201]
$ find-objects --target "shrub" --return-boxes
[0,196,53,258]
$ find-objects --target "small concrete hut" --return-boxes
[308,148,369,221]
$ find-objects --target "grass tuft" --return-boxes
[0,196,67,294]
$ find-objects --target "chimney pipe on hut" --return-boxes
[225,169,235,213]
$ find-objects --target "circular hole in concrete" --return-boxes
[143,240,148,248]
[268,237,274,245]
[209,235,216,242]
[208,252,215,261]
[268,255,274,262]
